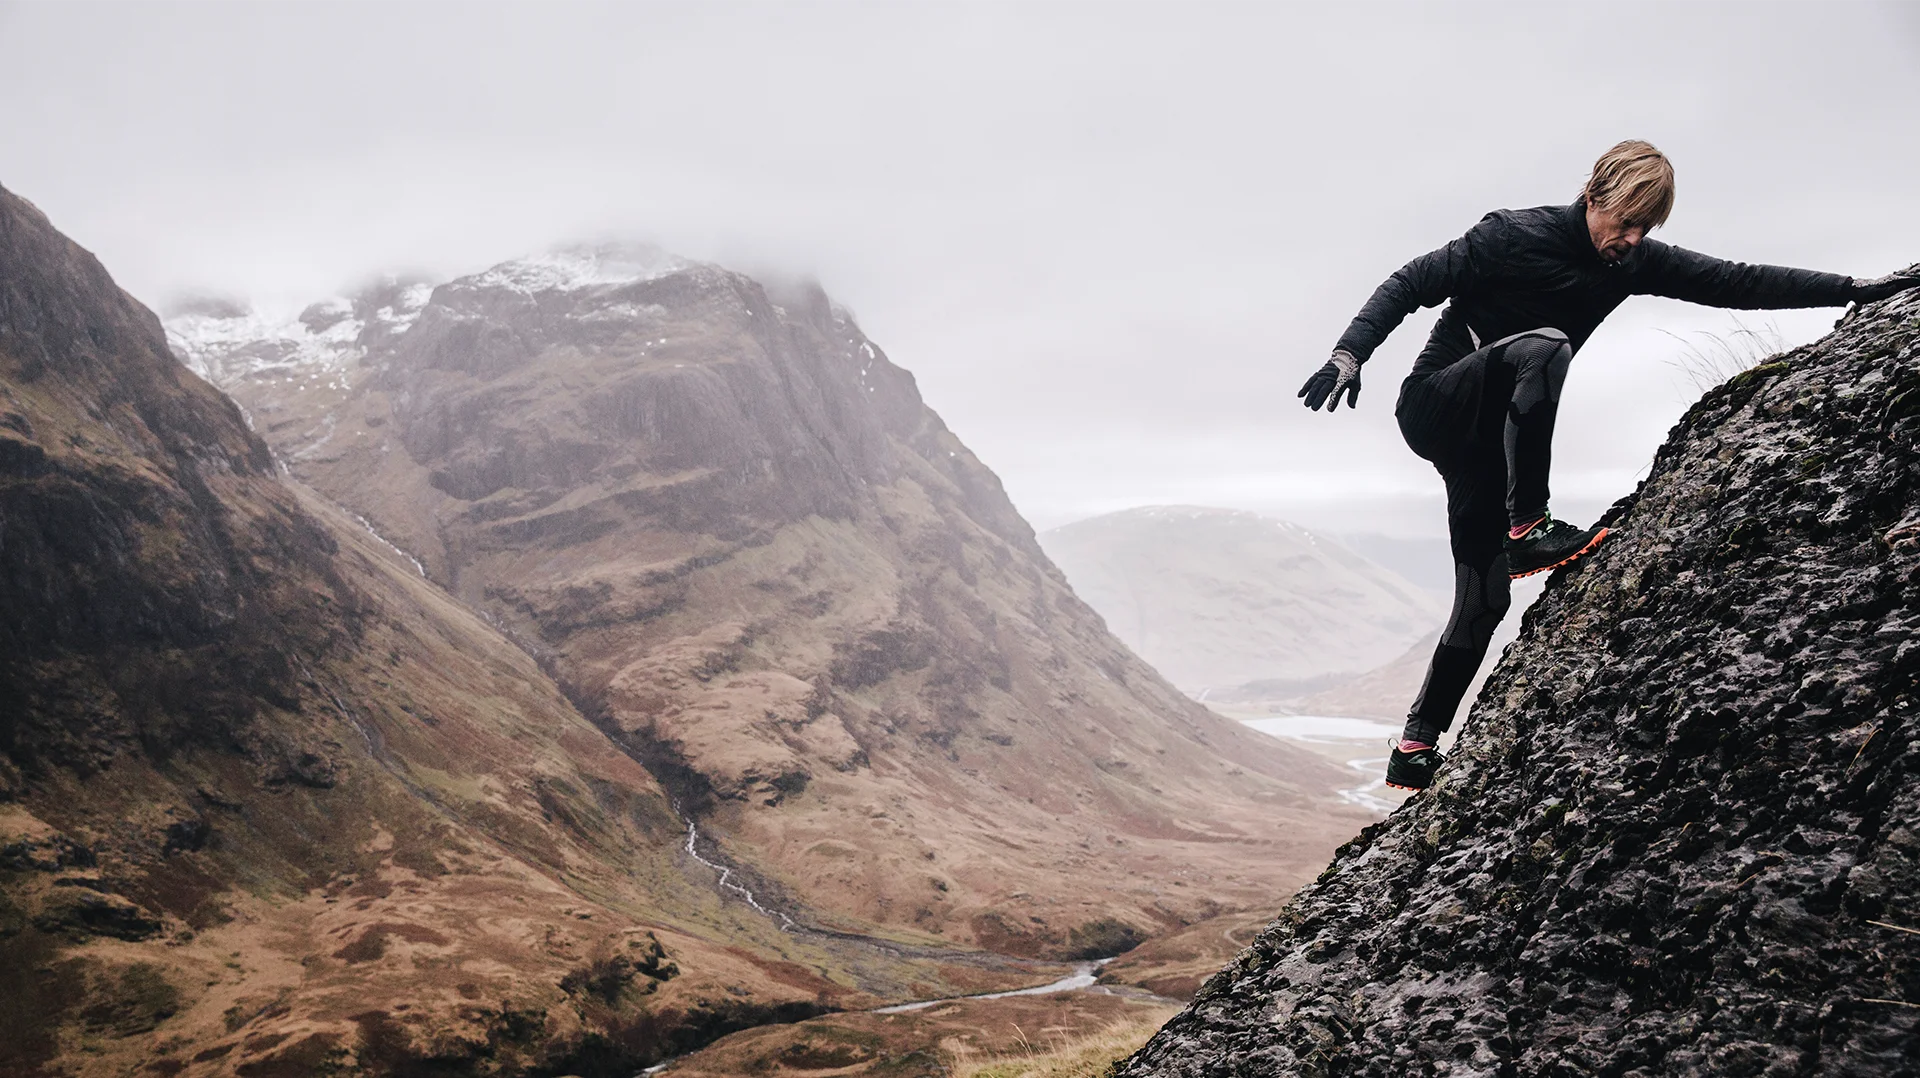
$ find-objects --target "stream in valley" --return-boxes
[872,958,1113,1013]
[1237,714,1409,815]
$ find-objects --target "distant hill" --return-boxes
[1334,532,1453,597]
[1038,507,1445,692]
[1246,630,1440,720]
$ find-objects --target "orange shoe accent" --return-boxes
[1509,526,1610,580]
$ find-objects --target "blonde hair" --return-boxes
[1582,140,1675,229]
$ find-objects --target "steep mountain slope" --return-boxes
[0,188,1031,1078]
[1119,289,1920,1074]
[166,248,1365,962]
[1039,507,1445,692]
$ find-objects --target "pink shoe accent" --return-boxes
[1509,516,1545,541]
[1398,739,1434,753]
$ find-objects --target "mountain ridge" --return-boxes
[161,240,1367,962]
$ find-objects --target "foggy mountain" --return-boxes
[0,184,861,1076]
[0,191,1376,1075]
[150,231,1373,1060]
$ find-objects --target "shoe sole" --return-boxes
[1383,780,1427,792]
[1508,526,1610,580]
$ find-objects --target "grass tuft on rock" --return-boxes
[947,1012,1174,1078]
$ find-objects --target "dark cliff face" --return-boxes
[1121,288,1920,1076]
[0,184,339,784]
[385,258,960,535]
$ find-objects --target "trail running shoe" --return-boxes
[1505,516,1609,579]
[1385,742,1446,792]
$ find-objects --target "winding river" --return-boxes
[1236,714,1409,815]
[680,814,797,931]
[872,958,1112,1013]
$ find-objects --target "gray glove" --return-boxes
[1298,349,1362,412]
[1852,271,1920,305]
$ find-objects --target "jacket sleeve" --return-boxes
[1636,241,1855,309]
[1334,213,1508,363]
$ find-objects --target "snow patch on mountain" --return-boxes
[166,281,432,384]
[464,243,695,296]
[167,306,356,383]
[165,245,704,385]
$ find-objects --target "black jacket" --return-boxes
[1337,199,1855,378]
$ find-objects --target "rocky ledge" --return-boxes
[1120,285,1920,1076]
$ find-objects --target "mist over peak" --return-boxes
[462,240,697,296]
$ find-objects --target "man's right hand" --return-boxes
[1298,349,1363,412]
[1853,271,1920,305]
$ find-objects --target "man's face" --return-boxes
[1586,203,1648,263]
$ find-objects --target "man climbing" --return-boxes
[1298,139,1920,792]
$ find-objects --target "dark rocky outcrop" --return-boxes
[1120,288,1920,1075]
[0,186,327,780]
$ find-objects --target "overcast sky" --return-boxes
[3,1,1916,537]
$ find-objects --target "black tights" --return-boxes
[1394,328,1573,745]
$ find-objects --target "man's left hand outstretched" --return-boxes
[1299,349,1363,411]
[1853,270,1920,306]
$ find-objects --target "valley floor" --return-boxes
[651,745,1383,1076]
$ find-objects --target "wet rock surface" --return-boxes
[1120,288,1920,1076]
